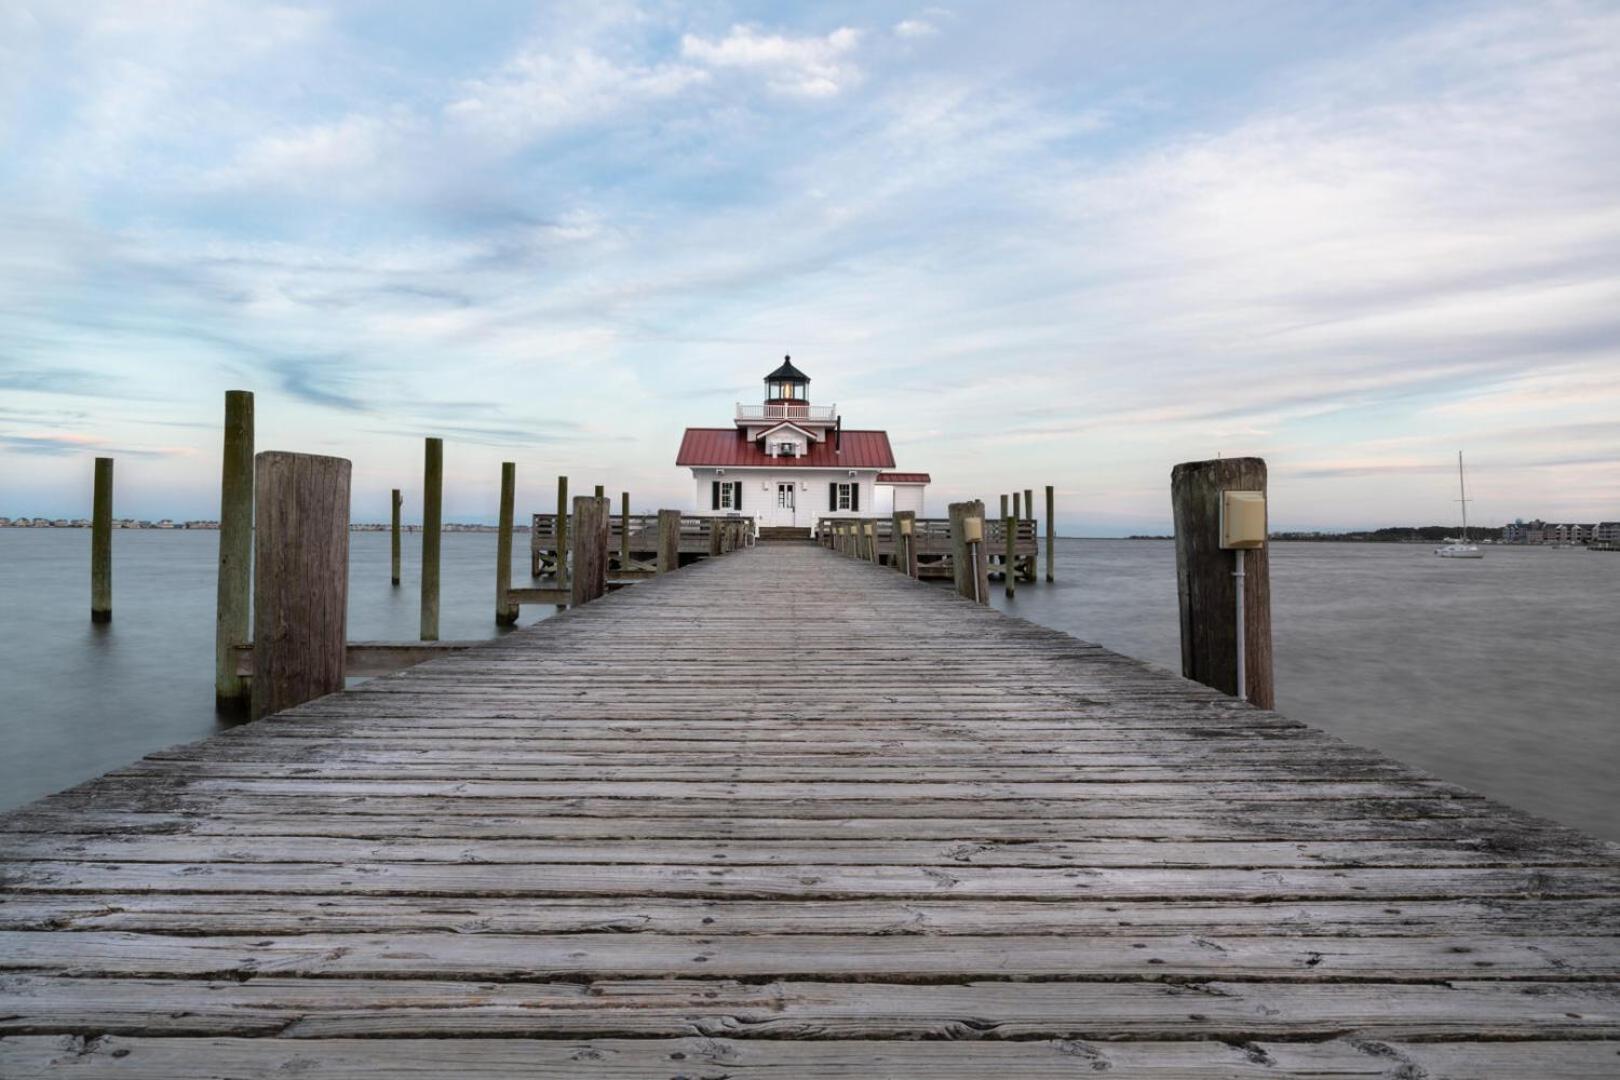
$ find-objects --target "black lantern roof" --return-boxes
[765,355,809,383]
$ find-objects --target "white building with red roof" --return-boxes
[676,357,931,534]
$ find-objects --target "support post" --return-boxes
[90,457,113,623]
[657,510,681,574]
[865,520,877,562]
[594,484,605,499]
[1004,514,1016,597]
[948,500,989,605]
[214,390,254,707]
[571,495,609,606]
[251,452,350,721]
[495,461,517,625]
[1000,493,1009,520]
[1013,491,1022,521]
[420,438,442,642]
[709,518,724,556]
[390,489,402,586]
[1024,488,1034,521]
[554,476,569,586]
[1045,484,1055,583]
[620,492,630,569]
[895,510,918,578]
[1171,457,1274,709]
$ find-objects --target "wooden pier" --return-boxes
[4,544,1620,1076]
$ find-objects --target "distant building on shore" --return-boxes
[1500,518,1611,545]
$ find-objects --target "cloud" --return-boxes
[680,25,863,98]
[894,19,939,39]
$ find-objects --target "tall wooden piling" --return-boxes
[593,484,605,499]
[894,510,917,577]
[1045,484,1055,582]
[214,390,254,707]
[1024,488,1033,521]
[1171,457,1274,709]
[1004,513,1016,597]
[1000,493,1009,520]
[251,452,350,721]
[554,476,569,585]
[619,492,630,568]
[90,457,113,623]
[420,438,442,642]
[390,489,402,586]
[948,500,989,605]
[709,518,724,557]
[571,496,609,606]
[1013,491,1022,521]
[657,510,681,574]
[495,462,517,626]
[865,520,878,563]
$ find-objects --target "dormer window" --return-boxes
[776,441,796,457]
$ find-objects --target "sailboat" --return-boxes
[1435,451,1484,559]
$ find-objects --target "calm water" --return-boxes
[2,532,1616,841]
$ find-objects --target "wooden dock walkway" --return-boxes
[4,543,1620,1077]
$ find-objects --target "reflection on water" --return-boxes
[2,531,1616,841]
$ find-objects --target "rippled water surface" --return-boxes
[2,531,1616,840]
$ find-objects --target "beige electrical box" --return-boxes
[1220,490,1267,549]
[899,517,913,535]
[963,516,984,544]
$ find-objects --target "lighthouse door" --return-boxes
[776,482,796,526]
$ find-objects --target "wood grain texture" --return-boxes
[3,542,1618,1075]
[418,438,442,642]
[213,391,253,706]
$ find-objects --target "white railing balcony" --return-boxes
[735,402,837,423]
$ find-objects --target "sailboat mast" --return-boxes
[1457,451,1469,543]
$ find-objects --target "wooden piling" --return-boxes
[1000,493,1009,520]
[1013,491,1022,521]
[495,462,517,626]
[865,520,877,563]
[570,496,609,606]
[948,500,989,605]
[1004,514,1016,597]
[1171,457,1274,709]
[619,492,630,569]
[657,510,681,574]
[420,438,442,642]
[251,452,350,721]
[554,476,569,586]
[1045,484,1055,582]
[390,489,402,586]
[90,457,113,623]
[594,484,604,499]
[709,518,724,557]
[1024,488,1033,521]
[894,510,918,577]
[214,390,254,707]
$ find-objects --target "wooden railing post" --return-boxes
[420,437,442,642]
[496,462,517,625]
[865,520,877,562]
[657,510,681,574]
[1004,514,1016,597]
[390,489,402,586]
[709,518,724,556]
[948,500,989,604]
[90,457,113,623]
[620,492,630,569]
[252,451,350,721]
[554,475,569,586]
[1045,484,1055,582]
[214,390,253,708]
[895,510,918,578]
[1171,457,1273,709]
[571,495,609,606]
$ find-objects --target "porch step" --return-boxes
[757,526,816,543]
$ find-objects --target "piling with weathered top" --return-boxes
[554,476,569,585]
[419,438,443,642]
[709,518,724,557]
[570,495,609,606]
[1171,456,1274,709]
[214,390,254,708]
[390,489,402,586]
[894,510,917,577]
[1024,488,1033,522]
[657,510,681,574]
[864,520,877,563]
[1045,484,1055,582]
[593,484,605,500]
[1004,513,1016,598]
[90,457,113,623]
[251,452,350,722]
[619,492,630,568]
[495,462,517,626]
[1000,493,1009,520]
[1013,491,1022,521]
[948,500,989,605]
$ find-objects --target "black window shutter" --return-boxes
[829,483,838,511]
[732,482,742,510]
[851,483,860,512]
[712,480,720,510]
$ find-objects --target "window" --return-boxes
[776,441,796,457]
[836,482,853,510]
[719,483,735,510]
[712,480,741,511]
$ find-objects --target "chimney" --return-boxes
[835,415,842,453]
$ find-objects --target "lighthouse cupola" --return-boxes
[764,355,810,404]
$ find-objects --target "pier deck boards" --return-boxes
[3,544,1619,1077]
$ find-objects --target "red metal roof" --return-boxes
[876,472,931,484]
[677,428,895,469]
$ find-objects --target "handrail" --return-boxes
[735,402,837,422]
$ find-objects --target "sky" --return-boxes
[1,0,1617,534]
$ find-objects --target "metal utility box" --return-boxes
[1220,490,1267,550]
[962,516,984,544]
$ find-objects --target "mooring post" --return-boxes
[619,492,630,569]
[948,500,988,604]
[252,451,350,721]
[594,484,604,499]
[496,462,517,626]
[1000,493,1009,520]
[420,437,442,642]
[571,495,609,606]
[1024,488,1033,521]
[214,390,253,707]
[390,489,402,586]
[865,520,878,563]
[1171,457,1274,709]
[896,510,918,578]
[1013,491,1022,521]
[90,456,113,623]
[709,518,724,557]
[1004,513,1017,597]
[1045,484,1055,582]
[657,510,681,574]
[554,476,569,586]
